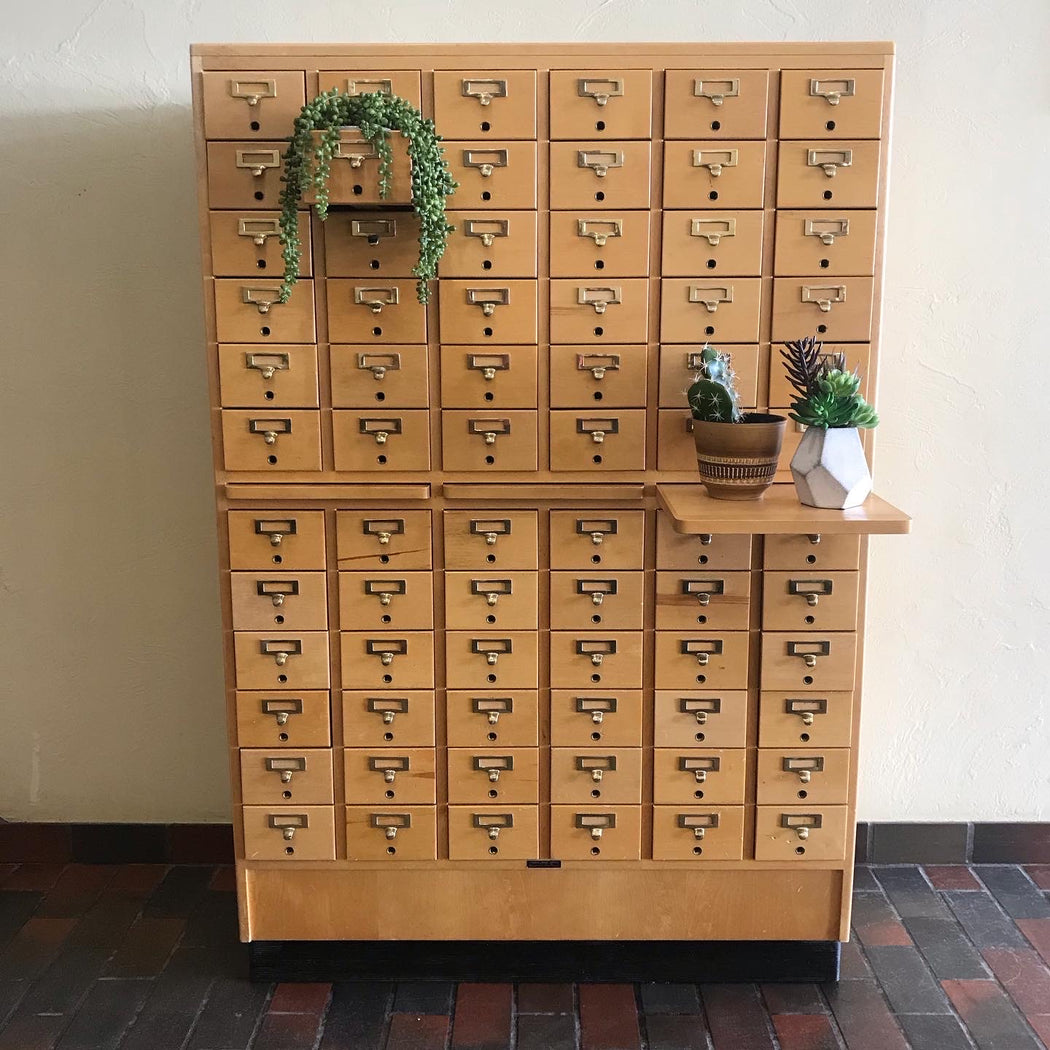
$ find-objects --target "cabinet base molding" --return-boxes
[247,936,841,984]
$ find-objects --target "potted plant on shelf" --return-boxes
[780,336,879,509]
[277,89,458,306]
[686,345,787,501]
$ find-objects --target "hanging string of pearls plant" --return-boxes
[277,89,458,305]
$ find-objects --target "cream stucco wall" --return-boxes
[2,0,1048,823]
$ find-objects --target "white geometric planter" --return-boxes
[790,427,872,509]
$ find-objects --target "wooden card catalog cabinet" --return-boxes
[192,42,907,980]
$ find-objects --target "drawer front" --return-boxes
[443,510,539,570]
[330,346,430,408]
[549,631,644,689]
[549,211,651,278]
[549,410,647,471]
[340,632,435,690]
[550,278,649,344]
[202,71,305,139]
[768,343,870,408]
[653,747,747,805]
[218,345,319,409]
[448,806,539,860]
[550,69,653,139]
[313,131,412,207]
[327,279,427,344]
[656,515,752,570]
[652,805,745,861]
[444,570,539,631]
[441,411,538,472]
[228,510,325,571]
[332,410,432,472]
[214,280,316,343]
[549,346,648,408]
[230,571,328,631]
[653,631,749,690]
[549,510,645,570]
[663,140,766,209]
[445,631,540,689]
[659,344,759,409]
[654,690,748,748]
[549,141,652,210]
[551,806,641,860]
[446,141,538,209]
[655,570,751,631]
[774,210,877,276]
[754,805,848,861]
[316,70,422,106]
[236,691,332,749]
[656,410,698,472]
[234,631,330,690]
[661,277,762,343]
[209,211,311,277]
[758,691,854,749]
[661,210,764,277]
[664,69,769,140]
[762,570,859,632]
[338,571,434,631]
[206,142,287,209]
[549,571,645,631]
[240,748,334,805]
[346,805,436,860]
[446,690,540,747]
[756,747,851,805]
[447,748,540,804]
[441,211,538,278]
[779,69,885,140]
[336,510,432,570]
[439,345,539,408]
[760,632,858,691]
[344,748,436,804]
[242,805,335,861]
[763,534,861,572]
[342,689,436,747]
[771,277,874,342]
[551,747,642,804]
[550,690,643,747]
[776,140,881,209]
[221,410,321,472]
[324,211,421,277]
[438,280,538,344]
[434,70,537,139]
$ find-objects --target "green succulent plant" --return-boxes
[686,344,743,423]
[277,89,457,305]
[780,336,879,430]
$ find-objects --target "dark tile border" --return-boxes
[2,822,1047,865]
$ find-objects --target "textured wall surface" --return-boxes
[1,0,1047,822]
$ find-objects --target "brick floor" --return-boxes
[0,864,1047,1048]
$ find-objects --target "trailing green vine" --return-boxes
[278,89,457,304]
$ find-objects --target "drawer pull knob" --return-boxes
[693,825,706,839]
[274,711,290,726]
[376,532,391,545]
[481,232,496,246]
[810,78,855,106]
[486,651,499,665]
[482,367,497,380]
[262,430,278,445]
[484,532,498,545]
[591,768,604,783]
[378,592,393,606]
[485,592,499,606]
[590,430,606,444]
[488,767,501,782]
[269,592,285,607]
[590,532,604,546]
[800,711,815,726]
[373,430,389,445]
[590,826,604,841]
[590,710,604,725]
[269,532,283,546]
[282,826,296,841]
[591,365,607,379]
[591,591,604,606]
[487,710,501,725]
[484,432,497,445]
[590,653,604,667]
[695,652,710,666]
[699,534,713,546]
[806,593,820,607]
[383,769,396,783]
[379,652,394,666]
[804,654,818,668]
[697,592,711,606]
[260,365,276,379]
[797,769,812,784]
[694,769,707,784]
[694,711,708,725]
[809,534,822,544]
[385,825,398,839]
[487,825,501,840]
[372,366,387,380]
[796,826,810,840]
[382,710,396,725]
[279,769,293,784]
[274,651,289,666]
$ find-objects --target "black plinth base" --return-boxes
[248,939,841,983]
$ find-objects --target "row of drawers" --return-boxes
[232,569,859,632]
[202,68,884,142]
[233,630,858,691]
[208,138,882,212]
[240,746,851,806]
[239,689,852,750]
[213,276,877,345]
[218,343,871,411]
[215,208,877,280]
[228,509,862,571]
[244,803,850,862]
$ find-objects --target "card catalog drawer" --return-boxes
[653,631,749,690]
[549,632,644,689]
[653,748,747,805]
[549,141,652,210]
[441,211,538,278]
[221,411,321,472]
[240,748,334,806]
[206,142,287,209]
[762,571,859,632]
[202,71,305,139]
[655,570,751,631]
[448,806,539,860]
[444,571,539,631]
[549,510,645,570]
[434,70,537,139]
[336,510,432,570]
[315,129,412,206]
[661,278,762,344]
[758,691,854,749]
[331,346,430,408]
[327,279,427,344]
[228,511,325,571]
[551,806,640,860]
[654,690,748,748]
[754,805,848,861]
[242,805,334,861]
[664,69,769,140]
[760,633,858,691]
[445,631,539,689]
[316,70,422,106]
[340,632,435,690]
[345,748,436,804]
[214,280,316,344]
[779,69,885,140]
[230,571,328,631]
[551,747,642,804]
[757,748,851,805]
[550,69,652,139]
[443,511,539,570]
[441,411,538,472]
[339,572,434,631]
[652,805,745,861]
[439,346,538,408]
[656,410,698,472]
[774,210,877,276]
[332,410,431,472]
[549,346,648,408]
[776,140,881,209]
[439,280,538,344]
[342,690,436,748]
[446,141,538,209]
[549,410,646,471]
[550,690,643,747]
[771,277,874,342]
[324,211,421,277]
[549,212,651,278]
[447,748,540,804]
[218,346,319,409]
[663,140,766,209]
[446,691,540,747]
[661,211,764,277]
[236,691,332,749]
[550,279,649,344]
[656,514,751,570]
[549,572,645,631]
[763,534,861,572]
[346,805,436,860]
[234,632,330,690]
[209,211,311,277]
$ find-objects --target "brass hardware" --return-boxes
[786,640,831,667]
[679,697,722,725]
[577,149,624,178]
[256,579,299,607]
[472,813,514,839]
[467,287,510,317]
[468,418,511,446]
[574,812,615,840]
[248,418,292,447]
[471,638,512,666]
[254,518,296,548]
[470,579,512,607]
[692,148,738,177]
[235,149,281,177]
[241,286,280,314]
[469,518,511,546]
[471,696,514,725]
[678,813,720,841]
[576,353,620,380]
[463,148,509,176]
[267,812,308,839]
[356,352,402,381]
[462,77,507,106]
[575,696,617,724]
[576,755,616,783]
[682,579,725,607]
[245,352,289,380]
[368,755,410,784]
[354,286,399,314]
[366,638,408,666]
[681,639,723,665]
[576,578,617,607]
[679,755,720,783]
[463,218,510,247]
[261,697,304,725]
[786,698,828,726]
[699,534,713,546]
[808,534,822,545]
[472,755,513,782]
[467,353,511,381]
[575,639,617,666]
[690,217,737,246]
[333,132,380,168]
[576,518,618,546]
[577,76,624,107]
[810,77,856,105]
[577,218,623,246]
[229,79,277,107]
[260,638,302,666]
[369,812,412,839]
[367,696,410,724]
[576,417,618,445]
[688,285,734,313]
[358,417,402,446]
[783,756,825,783]
[780,812,823,840]
[788,579,833,607]
[237,217,281,246]
[693,77,740,106]
[577,286,622,314]
[350,219,398,244]
[801,285,847,313]
[344,78,393,96]
[363,518,405,546]
[265,756,306,783]
[365,578,407,607]
[804,217,850,246]
[807,148,853,178]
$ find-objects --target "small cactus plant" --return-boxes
[686,345,743,423]
[780,336,879,430]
